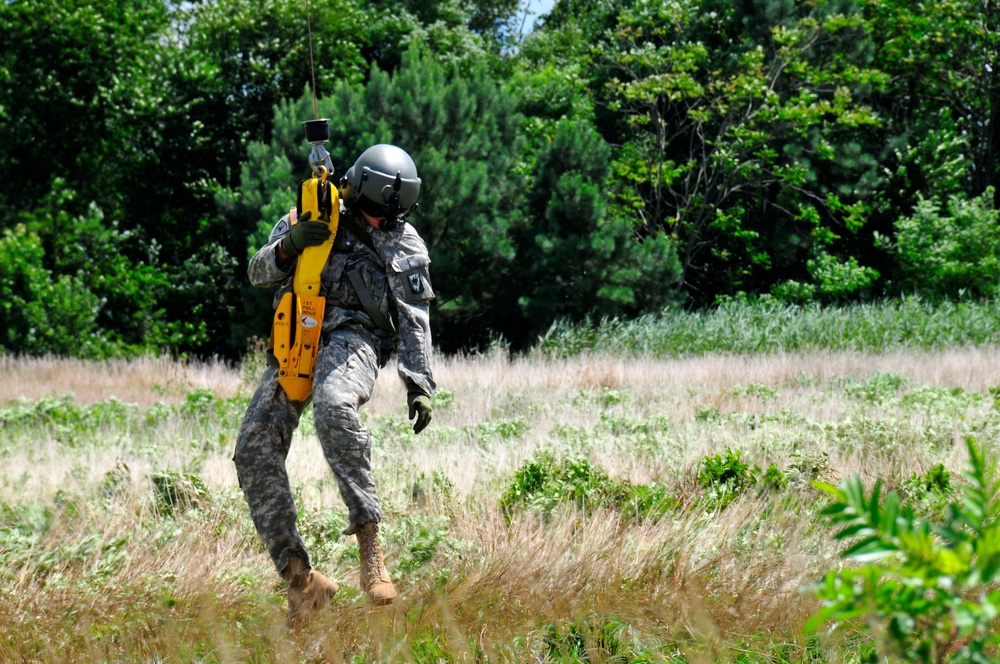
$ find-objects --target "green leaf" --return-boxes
[841,536,898,561]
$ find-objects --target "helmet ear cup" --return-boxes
[339,166,356,202]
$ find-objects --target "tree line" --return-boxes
[1,0,998,358]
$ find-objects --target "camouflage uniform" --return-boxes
[233,204,435,574]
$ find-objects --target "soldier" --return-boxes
[233,144,435,626]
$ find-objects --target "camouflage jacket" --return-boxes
[248,205,436,397]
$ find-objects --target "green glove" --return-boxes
[407,392,432,434]
[281,211,331,256]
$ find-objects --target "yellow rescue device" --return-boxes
[271,120,340,401]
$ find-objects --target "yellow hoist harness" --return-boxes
[270,120,339,401]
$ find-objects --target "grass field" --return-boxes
[1,345,999,662]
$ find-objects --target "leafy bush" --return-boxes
[887,189,1000,299]
[841,371,909,404]
[0,391,242,444]
[475,417,530,441]
[500,452,676,521]
[698,449,761,509]
[696,449,787,509]
[807,438,1000,661]
[0,225,105,357]
[150,471,209,516]
[0,184,217,358]
[773,249,880,304]
[391,515,452,576]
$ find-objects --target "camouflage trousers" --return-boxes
[233,327,382,574]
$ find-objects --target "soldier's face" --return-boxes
[361,210,386,229]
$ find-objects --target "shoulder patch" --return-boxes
[268,216,291,244]
[408,272,425,295]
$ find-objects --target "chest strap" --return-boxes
[341,213,397,337]
[346,267,397,336]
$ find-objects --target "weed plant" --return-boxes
[0,347,999,661]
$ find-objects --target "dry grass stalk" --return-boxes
[1,348,999,660]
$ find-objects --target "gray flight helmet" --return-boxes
[340,144,421,221]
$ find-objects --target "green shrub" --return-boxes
[697,448,759,508]
[696,449,788,509]
[0,225,106,357]
[761,463,788,491]
[807,438,1000,661]
[773,249,880,304]
[842,371,909,404]
[392,515,451,576]
[500,452,676,521]
[476,417,530,440]
[150,471,209,516]
[888,189,1000,299]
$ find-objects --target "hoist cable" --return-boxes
[306,0,318,119]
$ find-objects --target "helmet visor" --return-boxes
[357,194,393,220]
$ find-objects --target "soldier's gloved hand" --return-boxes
[282,211,330,256]
[407,392,432,434]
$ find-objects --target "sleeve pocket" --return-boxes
[396,255,434,303]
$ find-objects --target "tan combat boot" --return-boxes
[284,556,339,628]
[356,522,398,605]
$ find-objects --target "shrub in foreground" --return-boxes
[808,438,1000,661]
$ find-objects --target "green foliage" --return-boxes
[542,616,669,663]
[0,501,54,554]
[842,371,908,404]
[0,225,104,356]
[762,463,789,491]
[30,185,206,354]
[807,438,1000,661]
[592,0,884,300]
[475,417,530,441]
[0,176,229,357]
[0,390,247,447]
[432,388,455,410]
[0,0,168,216]
[100,463,134,501]
[150,471,209,517]
[0,395,138,448]
[901,463,956,519]
[698,449,757,494]
[697,448,784,509]
[773,248,881,304]
[885,189,1000,299]
[390,514,452,576]
[510,117,683,343]
[729,382,778,401]
[866,0,1000,200]
[537,296,1000,357]
[499,451,676,521]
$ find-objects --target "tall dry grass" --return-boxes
[0,354,243,406]
[1,348,998,661]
